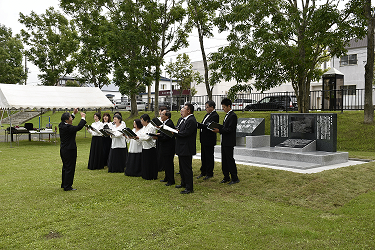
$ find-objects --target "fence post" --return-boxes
[341,88,344,113]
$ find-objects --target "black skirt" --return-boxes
[102,136,112,166]
[125,152,142,177]
[141,147,158,180]
[108,147,127,173]
[88,136,104,170]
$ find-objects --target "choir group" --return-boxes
[62,99,239,194]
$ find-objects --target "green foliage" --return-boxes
[19,7,79,86]
[65,80,80,87]
[166,53,203,98]
[72,9,112,89]
[0,25,26,84]
[210,0,360,113]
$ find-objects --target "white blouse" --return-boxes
[128,128,143,153]
[137,123,157,149]
[110,122,127,149]
[88,121,104,137]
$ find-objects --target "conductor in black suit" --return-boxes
[174,103,197,194]
[158,110,176,186]
[59,109,86,191]
[196,100,219,180]
[212,98,239,185]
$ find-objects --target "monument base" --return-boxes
[214,144,349,170]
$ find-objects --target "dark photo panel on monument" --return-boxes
[289,116,316,141]
[236,118,265,137]
[270,113,337,152]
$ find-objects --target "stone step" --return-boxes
[214,145,348,169]
[216,153,321,169]
[1,111,41,125]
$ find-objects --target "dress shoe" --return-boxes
[180,189,194,194]
[196,174,204,179]
[228,179,240,185]
[220,179,231,184]
[64,188,77,191]
[203,176,213,180]
[160,179,167,182]
[175,184,185,188]
[165,182,175,186]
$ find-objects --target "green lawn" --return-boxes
[1,110,375,249]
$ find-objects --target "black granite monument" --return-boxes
[270,113,337,152]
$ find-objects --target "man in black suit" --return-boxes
[59,109,86,191]
[196,100,219,180]
[213,98,239,185]
[158,110,176,186]
[174,103,197,194]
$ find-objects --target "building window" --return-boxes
[340,54,357,66]
[340,85,356,95]
[161,84,166,90]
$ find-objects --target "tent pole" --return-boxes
[8,109,12,148]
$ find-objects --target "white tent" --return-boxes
[0,84,114,109]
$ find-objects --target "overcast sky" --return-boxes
[0,0,369,85]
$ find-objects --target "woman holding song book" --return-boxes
[133,114,158,180]
[107,114,128,173]
[101,113,112,167]
[87,112,105,170]
[125,119,143,177]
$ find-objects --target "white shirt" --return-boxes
[88,121,104,137]
[128,128,143,153]
[110,122,127,148]
[137,123,157,149]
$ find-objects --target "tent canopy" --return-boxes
[0,84,114,109]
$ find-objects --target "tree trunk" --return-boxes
[364,0,374,124]
[148,84,152,111]
[130,93,138,118]
[197,22,212,100]
[154,64,161,118]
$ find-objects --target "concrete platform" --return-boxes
[193,152,368,174]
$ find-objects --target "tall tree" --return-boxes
[0,25,26,84]
[61,0,155,117]
[347,0,374,123]
[19,7,79,86]
[150,0,189,117]
[109,0,156,117]
[210,0,357,113]
[73,11,112,89]
[186,0,220,100]
[165,53,203,106]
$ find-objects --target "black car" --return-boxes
[244,95,298,111]
[155,102,179,111]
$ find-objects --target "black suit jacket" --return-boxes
[59,119,87,150]
[197,110,219,146]
[175,115,197,156]
[158,119,175,155]
[219,110,237,147]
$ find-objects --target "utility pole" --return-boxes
[170,58,173,111]
[24,54,28,85]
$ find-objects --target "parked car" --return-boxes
[191,102,205,111]
[232,99,254,111]
[244,96,298,111]
[158,102,179,111]
[125,101,147,111]
[179,101,205,111]
[114,100,127,109]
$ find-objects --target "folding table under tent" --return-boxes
[0,83,114,146]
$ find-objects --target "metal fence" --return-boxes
[145,88,375,111]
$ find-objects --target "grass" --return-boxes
[1,110,375,249]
